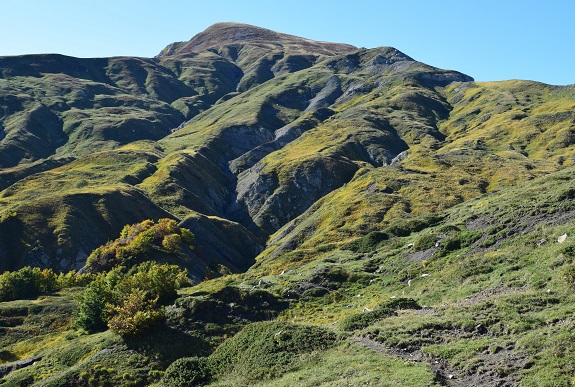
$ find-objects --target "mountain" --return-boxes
[1,23,575,386]
[0,22,479,273]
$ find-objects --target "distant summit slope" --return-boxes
[158,23,360,93]
[157,22,357,57]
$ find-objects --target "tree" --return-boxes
[75,278,112,332]
[107,289,163,336]
[75,262,189,335]
[85,219,196,272]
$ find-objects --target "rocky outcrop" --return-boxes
[228,156,359,234]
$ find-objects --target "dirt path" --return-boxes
[353,336,521,387]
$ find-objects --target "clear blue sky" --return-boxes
[1,0,573,85]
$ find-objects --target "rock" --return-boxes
[475,324,488,334]
[390,150,409,166]
[0,356,41,377]
[536,238,547,247]
[305,75,342,112]
[558,234,568,243]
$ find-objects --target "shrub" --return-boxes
[57,270,95,288]
[560,244,575,258]
[162,357,213,386]
[85,219,195,272]
[340,298,420,331]
[210,321,337,382]
[562,264,575,288]
[75,262,189,335]
[0,266,97,302]
[162,234,182,253]
[413,233,438,251]
[118,261,189,304]
[340,307,395,331]
[438,229,481,255]
[107,289,163,336]
[75,278,112,332]
[180,228,195,245]
[384,297,421,310]
[386,214,445,237]
[346,231,389,253]
[0,266,63,301]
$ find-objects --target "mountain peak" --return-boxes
[158,22,357,57]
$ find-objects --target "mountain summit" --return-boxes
[158,22,357,57]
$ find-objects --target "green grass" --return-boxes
[224,340,439,387]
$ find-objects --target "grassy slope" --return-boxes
[259,81,574,267]
[3,163,573,385]
[155,46,471,239]
[203,165,575,386]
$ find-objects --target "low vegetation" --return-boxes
[0,266,94,302]
[85,218,195,272]
[76,261,189,335]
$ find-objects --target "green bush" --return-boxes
[384,297,421,310]
[0,267,62,301]
[413,233,438,251]
[346,231,389,253]
[210,321,337,382]
[117,261,190,304]
[162,234,182,253]
[75,262,189,335]
[438,229,481,254]
[107,289,163,336]
[75,278,113,332]
[162,357,213,386]
[85,218,195,272]
[340,298,421,331]
[56,270,95,288]
[385,214,445,237]
[340,307,395,331]
[562,264,575,288]
[560,244,575,258]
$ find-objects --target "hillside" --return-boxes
[1,22,575,386]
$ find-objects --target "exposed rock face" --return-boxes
[305,76,343,112]
[228,157,359,234]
